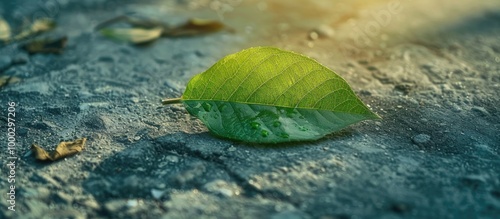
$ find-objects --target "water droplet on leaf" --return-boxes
[250,122,260,129]
[273,121,281,127]
[261,130,269,137]
[202,102,212,111]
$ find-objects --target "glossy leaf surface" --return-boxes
[181,47,379,143]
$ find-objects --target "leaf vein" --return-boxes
[199,57,233,98]
[294,77,341,108]
[272,68,323,105]
[210,52,256,99]
[244,59,308,102]
[226,52,283,100]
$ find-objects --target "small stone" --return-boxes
[204,180,239,197]
[308,31,319,41]
[359,90,372,96]
[127,199,139,208]
[227,146,236,152]
[151,189,166,200]
[412,134,431,144]
[166,155,179,163]
[169,105,184,112]
[104,200,127,212]
[313,24,335,38]
[451,104,462,112]
[394,84,414,95]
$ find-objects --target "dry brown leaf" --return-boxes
[13,18,56,41]
[22,36,67,54]
[0,76,21,88]
[31,138,86,161]
[100,27,163,44]
[165,18,225,37]
[97,16,227,44]
[95,15,168,30]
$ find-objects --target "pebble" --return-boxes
[412,134,431,144]
[127,199,139,208]
[451,103,462,112]
[394,84,414,95]
[204,180,240,197]
[169,105,184,112]
[313,24,335,38]
[104,200,128,212]
[151,189,166,200]
[166,155,179,163]
[308,31,319,41]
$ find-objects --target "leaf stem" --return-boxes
[162,97,182,105]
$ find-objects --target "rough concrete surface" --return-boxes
[1,0,499,218]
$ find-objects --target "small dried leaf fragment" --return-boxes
[0,76,21,88]
[22,36,67,54]
[32,138,86,161]
[13,18,56,41]
[95,15,167,30]
[0,17,11,42]
[165,18,225,37]
[100,27,163,44]
[97,16,227,44]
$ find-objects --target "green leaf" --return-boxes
[100,27,163,44]
[168,47,380,143]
